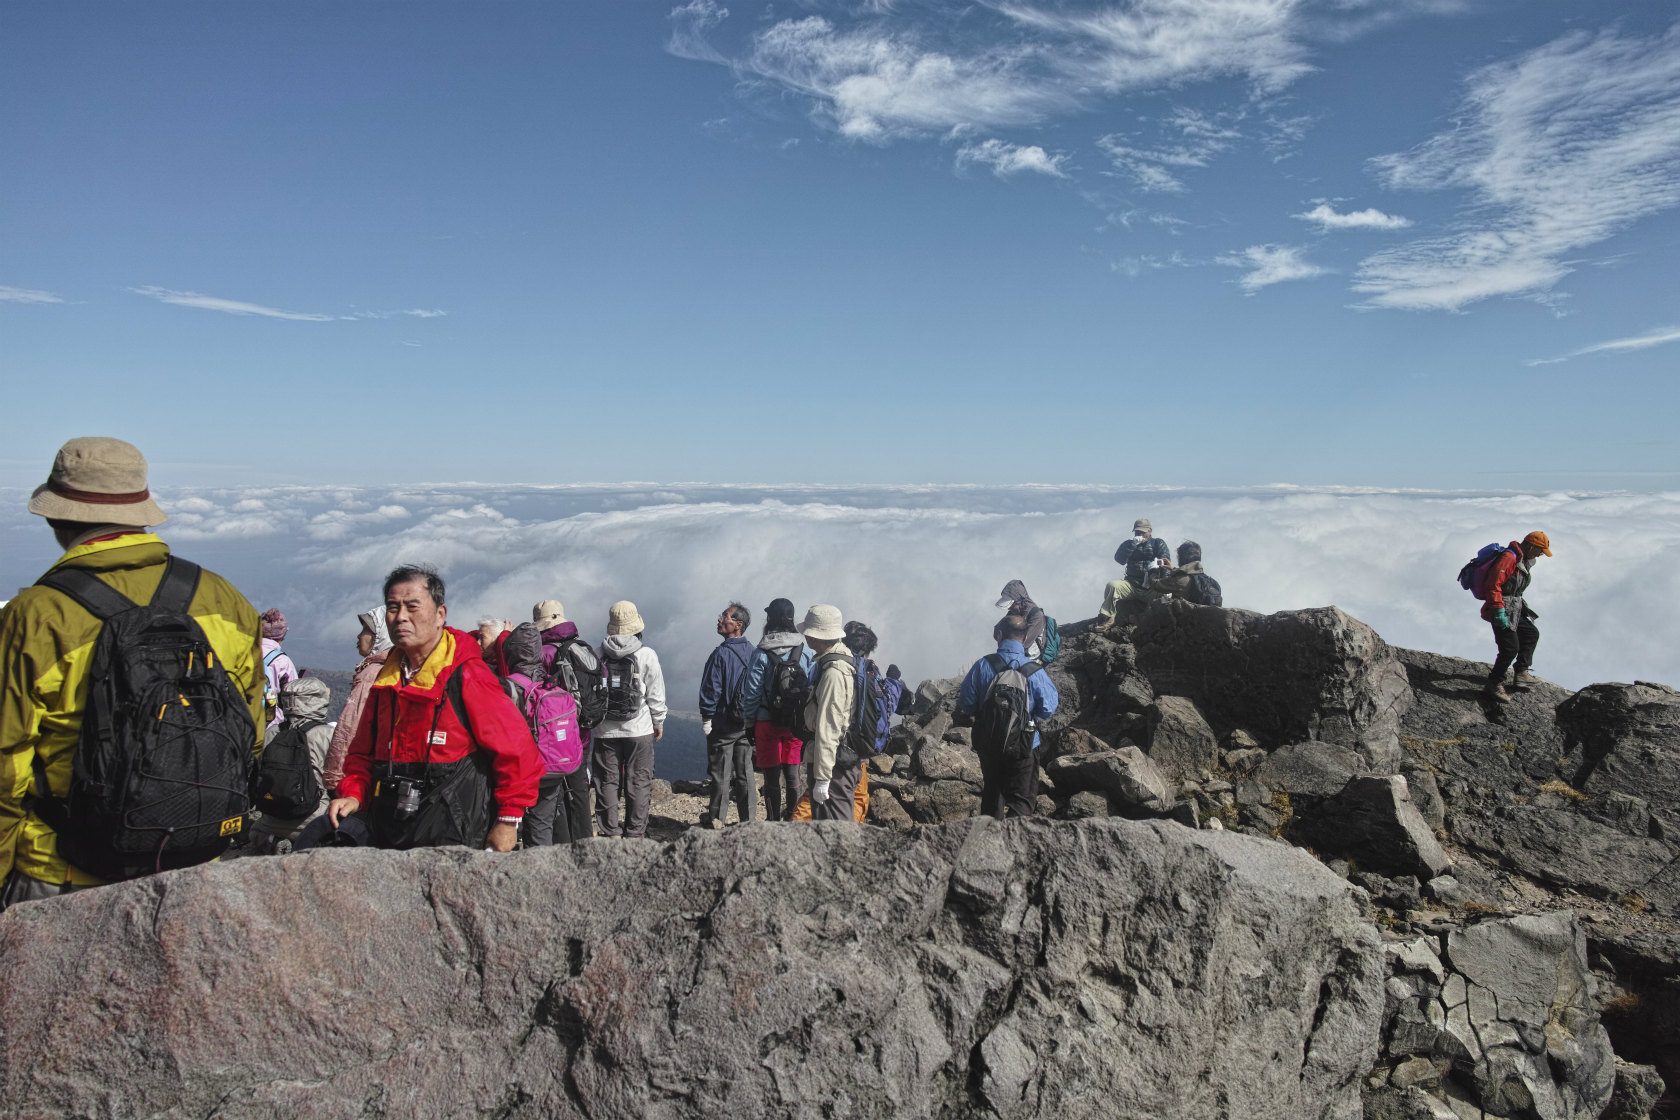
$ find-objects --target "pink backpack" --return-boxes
[506,673,585,774]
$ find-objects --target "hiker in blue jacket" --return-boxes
[956,614,1059,819]
[699,602,757,829]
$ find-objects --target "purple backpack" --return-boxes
[506,673,585,774]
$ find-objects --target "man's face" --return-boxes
[717,611,742,638]
[1523,544,1545,563]
[387,580,447,659]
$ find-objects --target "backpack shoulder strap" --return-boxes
[35,565,137,621]
[148,557,202,614]
[983,653,1008,675]
[1019,661,1043,680]
[442,664,477,743]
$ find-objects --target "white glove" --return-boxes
[812,780,831,804]
[701,719,713,736]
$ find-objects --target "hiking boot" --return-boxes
[1483,682,1509,702]
[1512,670,1536,690]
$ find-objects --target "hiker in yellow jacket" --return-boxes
[0,438,264,907]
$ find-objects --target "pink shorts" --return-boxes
[754,720,803,769]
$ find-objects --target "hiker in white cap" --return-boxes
[799,604,861,822]
[593,601,666,838]
[1,437,264,908]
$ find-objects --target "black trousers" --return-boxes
[706,726,757,824]
[979,748,1038,820]
[524,760,593,846]
[1490,616,1540,681]
[761,763,805,821]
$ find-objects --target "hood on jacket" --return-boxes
[996,579,1032,608]
[502,622,544,678]
[540,621,579,645]
[757,630,803,652]
[357,606,392,653]
[279,675,331,720]
[602,633,643,660]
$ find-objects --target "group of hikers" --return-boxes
[0,436,1552,908]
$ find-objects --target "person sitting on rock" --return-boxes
[993,579,1048,659]
[326,565,542,851]
[1097,518,1172,628]
[1481,531,1551,701]
[1148,541,1223,607]
[956,613,1059,820]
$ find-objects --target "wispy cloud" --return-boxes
[1294,202,1411,231]
[955,138,1067,177]
[1114,251,1195,277]
[1099,108,1243,193]
[672,1,1324,145]
[0,285,66,305]
[132,287,448,322]
[1217,243,1327,291]
[1354,22,1680,311]
[1527,324,1680,366]
[131,286,338,321]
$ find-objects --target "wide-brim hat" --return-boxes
[533,599,566,629]
[28,436,168,527]
[798,604,845,641]
[607,600,645,636]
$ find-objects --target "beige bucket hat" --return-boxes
[533,599,566,629]
[607,600,645,636]
[28,437,169,527]
[798,604,845,641]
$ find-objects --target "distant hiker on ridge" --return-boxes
[1475,531,1552,701]
[0,437,264,907]
[699,602,757,830]
[957,613,1059,820]
[1147,541,1223,607]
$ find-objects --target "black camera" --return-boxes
[394,778,424,820]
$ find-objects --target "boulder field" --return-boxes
[0,597,1674,1119]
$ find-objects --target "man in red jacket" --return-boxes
[1480,531,1552,702]
[327,565,541,850]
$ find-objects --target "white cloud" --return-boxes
[1527,324,1680,366]
[1217,244,1327,290]
[1355,23,1680,311]
[955,138,1068,177]
[131,286,338,322]
[402,309,447,318]
[1098,107,1243,192]
[0,285,65,304]
[674,1,1324,144]
[1294,202,1412,230]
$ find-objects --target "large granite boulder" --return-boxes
[0,819,1385,1120]
[1043,745,1174,816]
[1144,695,1219,781]
[1295,776,1451,881]
[1132,602,1411,771]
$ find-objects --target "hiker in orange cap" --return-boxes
[1480,530,1553,701]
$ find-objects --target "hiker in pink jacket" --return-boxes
[323,607,390,793]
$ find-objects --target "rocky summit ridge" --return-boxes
[0,597,1676,1119]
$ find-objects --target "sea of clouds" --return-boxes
[5,483,1677,729]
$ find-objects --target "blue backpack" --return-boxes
[838,658,893,766]
[1457,543,1514,599]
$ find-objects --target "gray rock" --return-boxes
[1050,727,1112,759]
[1133,602,1410,772]
[1300,776,1450,880]
[1402,766,1446,831]
[907,779,982,824]
[868,752,897,775]
[916,738,983,785]
[868,787,915,831]
[1144,695,1219,782]
[941,725,973,748]
[1363,1084,1460,1120]
[1390,1056,1442,1090]
[1235,779,1272,807]
[1061,790,1110,819]
[1257,741,1368,798]
[1044,746,1175,817]
[0,818,1387,1120]
[1385,937,1446,984]
[1444,911,1617,1120]
[1225,728,1262,751]
[1601,1058,1666,1120]
[914,676,961,717]
[1223,747,1267,774]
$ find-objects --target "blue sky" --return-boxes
[2,1,1678,489]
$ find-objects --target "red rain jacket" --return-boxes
[339,627,541,816]
[1479,542,1524,621]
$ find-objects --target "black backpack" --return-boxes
[972,654,1043,763]
[27,558,256,881]
[766,645,811,729]
[252,716,324,818]
[549,639,608,730]
[602,653,644,722]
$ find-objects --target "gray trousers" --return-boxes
[706,726,757,824]
[1,871,83,913]
[811,761,862,822]
[593,735,654,838]
[525,763,593,846]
